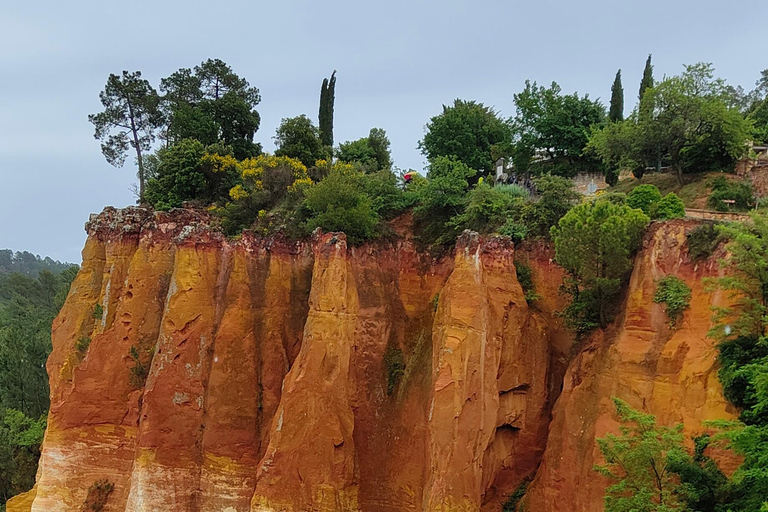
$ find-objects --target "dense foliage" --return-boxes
[588,64,753,184]
[0,265,77,506]
[653,275,692,326]
[706,176,754,212]
[595,398,690,512]
[419,99,512,180]
[273,115,327,168]
[337,128,392,172]
[552,199,649,334]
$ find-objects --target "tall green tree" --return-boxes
[639,54,654,103]
[595,398,690,512]
[319,71,337,148]
[552,199,649,333]
[159,59,261,159]
[510,81,606,178]
[589,64,752,184]
[274,115,327,168]
[610,70,625,122]
[419,99,512,181]
[88,71,163,201]
[337,128,392,172]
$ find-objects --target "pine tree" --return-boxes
[319,71,337,148]
[609,70,624,122]
[639,54,654,102]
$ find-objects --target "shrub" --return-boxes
[596,191,627,205]
[498,220,528,243]
[449,182,522,234]
[144,140,240,210]
[653,192,686,220]
[128,345,153,389]
[361,170,414,219]
[92,303,103,320]
[304,165,379,245]
[520,174,580,238]
[82,479,114,512]
[653,275,692,326]
[686,222,722,261]
[515,263,540,303]
[502,477,531,512]
[626,184,662,215]
[707,176,754,212]
[383,347,406,396]
[76,336,92,355]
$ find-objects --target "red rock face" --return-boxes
[16,210,737,512]
[523,220,739,511]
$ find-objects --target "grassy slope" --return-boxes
[610,171,745,209]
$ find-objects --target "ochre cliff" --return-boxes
[8,210,737,512]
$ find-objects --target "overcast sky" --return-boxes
[1,0,764,263]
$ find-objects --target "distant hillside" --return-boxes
[0,249,76,276]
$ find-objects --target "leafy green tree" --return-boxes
[653,275,691,325]
[639,54,654,103]
[0,410,46,505]
[88,71,163,201]
[520,174,580,238]
[627,184,662,215]
[653,193,686,220]
[510,81,606,178]
[449,182,526,234]
[591,64,752,184]
[610,70,625,122]
[413,156,476,246]
[595,397,690,512]
[707,176,755,212]
[160,59,261,160]
[273,115,327,168]
[337,128,392,172]
[319,71,337,148]
[552,199,649,332]
[304,166,379,245]
[143,140,240,210]
[419,100,512,180]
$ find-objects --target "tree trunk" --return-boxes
[127,101,145,203]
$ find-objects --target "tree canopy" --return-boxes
[337,128,392,172]
[610,70,624,123]
[273,115,327,168]
[419,99,512,179]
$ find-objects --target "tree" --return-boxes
[653,193,685,220]
[610,70,625,122]
[419,99,512,180]
[274,115,326,168]
[595,398,690,512]
[143,140,240,210]
[160,59,261,159]
[627,184,663,215]
[639,54,654,103]
[510,81,606,178]
[337,128,392,172]
[552,199,649,332]
[520,173,580,238]
[319,71,337,148]
[304,165,379,245]
[88,71,163,201]
[413,156,476,246]
[589,64,752,184]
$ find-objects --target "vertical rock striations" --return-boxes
[19,210,738,512]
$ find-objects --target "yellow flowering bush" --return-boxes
[230,154,311,201]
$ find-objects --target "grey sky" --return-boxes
[1,0,764,263]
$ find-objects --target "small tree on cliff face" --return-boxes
[551,199,649,334]
[595,398,690,512]
[89,71,163,202]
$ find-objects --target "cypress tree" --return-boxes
[639,54,654,102]
[609,70,624,122]
[319,70,337,148]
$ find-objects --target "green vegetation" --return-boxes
[609,70,624,123]
[595,398,690,512]
[589,63,753,184]
[0,250,72,276]
[552,199,649,335]
[654,193,686,220]
[75,336,91,355]
[627,184,663,215]
[82,479,114,511]
[515,263,539,303]
[337,128,392,172]
[274,115,327,168]
[707,176,754,212]
[686,222,723,261]
[128,345,152,390]
[502,477,531,512]
[653,276,692,326]
[419,99,512,181]
[0,263,77,505]
[318,71,336,148]
[383,347,406,396]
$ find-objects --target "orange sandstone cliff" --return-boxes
[8,210,737,512]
